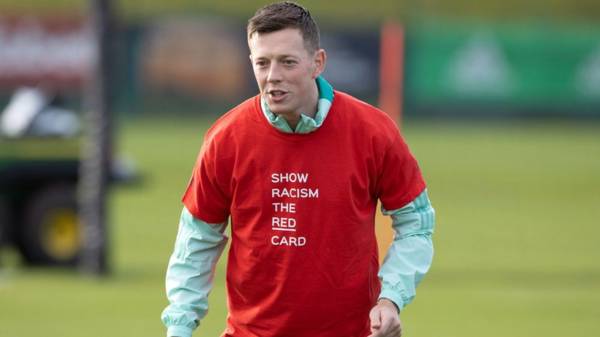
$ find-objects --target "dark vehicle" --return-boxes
[0,88,134,266]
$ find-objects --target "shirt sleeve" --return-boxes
[378,189,435,310]
[182,134,232,224]
[161,207,229,337]
[376,130,426,211]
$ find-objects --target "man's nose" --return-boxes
[267,63,282,82]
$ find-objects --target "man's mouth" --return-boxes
[268,90,288,98]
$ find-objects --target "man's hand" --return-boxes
[367,299,402,337]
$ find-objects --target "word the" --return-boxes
[272,202,296,213]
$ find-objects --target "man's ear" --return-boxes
[312,49,326,78]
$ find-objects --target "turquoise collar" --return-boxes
[260,76,334,134]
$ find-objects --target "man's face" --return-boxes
[248,28,325,117]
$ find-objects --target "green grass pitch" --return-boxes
[1,116,599,337]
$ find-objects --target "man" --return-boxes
[162,2,435,337]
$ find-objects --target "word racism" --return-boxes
[270,172,319,247]
[271,173,318,199]
[271,188,319,198]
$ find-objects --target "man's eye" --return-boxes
[256,61,267,67]
[283,60,296,66]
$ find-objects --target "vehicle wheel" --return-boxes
[19,184,81,266]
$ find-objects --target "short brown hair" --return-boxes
[247,1,320,53]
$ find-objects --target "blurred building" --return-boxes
[0,6,599,118]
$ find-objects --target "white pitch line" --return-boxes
[272,227,296,232]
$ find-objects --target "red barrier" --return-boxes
[379,22,404,129]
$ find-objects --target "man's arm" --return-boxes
[161,207,228,337]
[369,189,435,336]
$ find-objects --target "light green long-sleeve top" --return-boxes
[162,77,435,337]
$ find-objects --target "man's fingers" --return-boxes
[388,324,402,337]
[369,325,400,337]
[378,312,395,334]
[378,310,402,336]
[367,328,382,337]
[369,301,403,337]
[369,307,382,330]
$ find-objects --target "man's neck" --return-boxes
[279,82,319,130]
